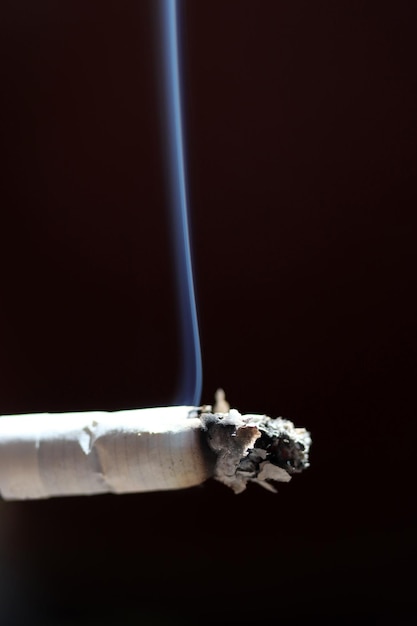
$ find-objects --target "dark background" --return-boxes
[1,1,416,624]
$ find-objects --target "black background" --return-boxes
[1,1,416,625]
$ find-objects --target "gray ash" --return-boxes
[200,408,311,493]
[255,430,307,473]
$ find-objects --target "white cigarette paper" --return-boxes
[0,407,213,500]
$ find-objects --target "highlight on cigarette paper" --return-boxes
[0,390,311,500]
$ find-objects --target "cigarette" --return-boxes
[0,391,311,500]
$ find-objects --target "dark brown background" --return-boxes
[1,1,416,624]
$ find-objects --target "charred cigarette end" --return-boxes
[200,408,311,494]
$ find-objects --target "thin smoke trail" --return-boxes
[159,0,202,406]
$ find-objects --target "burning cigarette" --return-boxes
[0,391,311,500]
